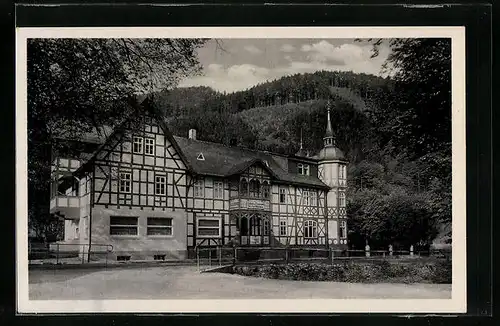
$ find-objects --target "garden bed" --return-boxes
[231,259,451,284]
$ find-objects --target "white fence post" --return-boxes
[365,244,370,258]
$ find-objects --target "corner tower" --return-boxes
[317,101,348,248]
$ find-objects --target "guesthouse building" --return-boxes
[49,101,348,261]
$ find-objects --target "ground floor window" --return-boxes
[304,220,317,239]
[147,217,173,236]
[197,218,221,238]
[339,220,347,238]
[250,215,262,235]
[110,216,138,235]
[263,219,270,235]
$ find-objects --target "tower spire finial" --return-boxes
[323,99,334,147]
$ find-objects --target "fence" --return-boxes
[29,242,114,266]
[195,246,451,271]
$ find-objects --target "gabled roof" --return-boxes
[62,97,329,190]
[173,136,329,189]
[73,98,193,176]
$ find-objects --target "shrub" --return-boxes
[230,259,451,284]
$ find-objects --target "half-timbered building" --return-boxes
[49,102,348,261]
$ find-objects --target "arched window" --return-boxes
[249,179,260,198]
[239,178,248,196]
[262,181,270,199]
[298,163,304,175]
[304,220,318,239]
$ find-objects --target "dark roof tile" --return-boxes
[173,136,329,189]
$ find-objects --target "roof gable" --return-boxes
[75,99,192,175]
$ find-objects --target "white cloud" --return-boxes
[280,44,296,52]
[179,42,391,93]
[179,63,272,92]
[301,41,372,64]
[243,45,263,54]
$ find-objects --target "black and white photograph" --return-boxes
[16,27,466,313]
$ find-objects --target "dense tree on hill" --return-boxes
[345,38,452,248]
[156,70,391,115]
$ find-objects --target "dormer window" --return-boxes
[197,153,205,161]
[298,163,310,176]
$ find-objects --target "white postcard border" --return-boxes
[16,26,466,314]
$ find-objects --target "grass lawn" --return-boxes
[29,266,452,300]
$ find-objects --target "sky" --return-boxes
[178,38,392,93]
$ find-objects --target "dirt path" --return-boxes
[29,266,451,300]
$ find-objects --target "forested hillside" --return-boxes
[152,39,452,252]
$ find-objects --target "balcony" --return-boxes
[229,197,271,212]
[50,195,80,219]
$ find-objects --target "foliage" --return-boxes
[28,38,206,240]
[231,260,451,284]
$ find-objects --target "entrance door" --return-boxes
[237,214,270,246]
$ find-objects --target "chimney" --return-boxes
[188,129,197,140]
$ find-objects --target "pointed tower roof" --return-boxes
[317,100,346,161]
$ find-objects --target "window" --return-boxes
[239,178,248,196]
[279,187,286,203]
[110,216,138,236]
[262,181,270,199]
[298,163,310,176]
[310,191,317,206]
[197,218,221,237]
[340,220,347,238]
[279,220,287,236]
[250,215,262,236]
[119,172,131,193]
[194,179,204,198]
[133,136,143,153]
[263,219,270,236]
[145,138,155,155]
[249,179,260,198]
[155,175,166,195]
[304,220,318,239]
[338,192,346,207]
[213,181,224,199]
[303,190,310,206]
[147,217,173,236]
[339,165,346,179]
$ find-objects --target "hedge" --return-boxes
[232,259,451,284]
